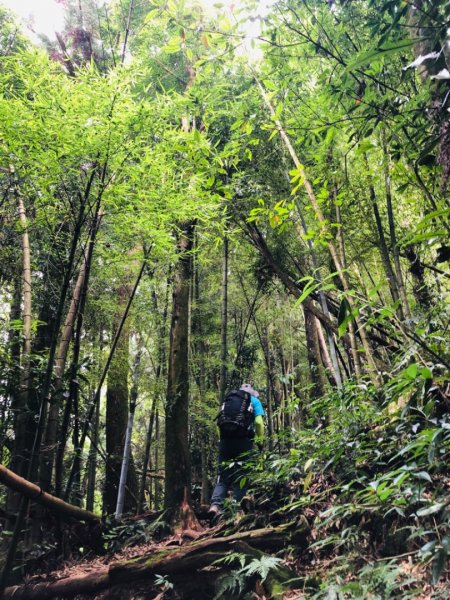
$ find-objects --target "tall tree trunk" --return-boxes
[5,185,32,528]
[54,204,102,498]
[277,343,292,432]
[3,277,21,465]
[296,204,343,388]
[138,394,158,514]
[9,187,32,481]
[103,283,137,516]
[17,192,32,360]
[334,188,346,269]
[316,318,337,387]
[191,237,210,507]
[164,221,199,530]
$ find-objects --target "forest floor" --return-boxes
[8,481,449,600]
[14,528,445,600]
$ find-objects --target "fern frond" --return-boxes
[240,555,284,582]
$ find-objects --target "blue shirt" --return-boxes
[251,395,265,417]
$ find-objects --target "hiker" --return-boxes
[208,383,265,520]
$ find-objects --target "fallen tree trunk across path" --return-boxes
[4,522,309,599]
[0,464,100,524]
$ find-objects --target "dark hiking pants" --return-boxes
[210,436,253,507]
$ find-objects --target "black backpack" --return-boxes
[217,389,254,438]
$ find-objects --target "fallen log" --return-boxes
[4,522,309,599]
[0,464,100,524]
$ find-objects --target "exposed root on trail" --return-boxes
[4,522,309,599]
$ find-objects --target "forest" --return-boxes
[0,0,449,597]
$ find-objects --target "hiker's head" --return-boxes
[240,383,259,398]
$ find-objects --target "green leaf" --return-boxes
[345,38,426,72]
[432,548,447,584]
[420,540,437,555]
[303,471,314,492]
[420,367,433,379]
[405,363,418,379]
[337,298,356,337]
[416,502,445,517]
[294,281,318,305]
[144,8,161,22]
[414,471,432,483]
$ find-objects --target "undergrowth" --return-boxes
[243,360,450,598]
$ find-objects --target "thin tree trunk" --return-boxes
[304,309,327,399]
[5,186,32,528]
[381,136,411,320]
[245,224,336,331]
[116,350,141,520]
[262,326,274,450]
[296,204,343,388]
[363,154,403,316]
[316,318,337,386]
[334,191,346,268]
[138,394,157,514]
[404,246,433,310]
[3,278,21,464]
[219,235,229,402]
[154,410,160,510]
[85,391,100,513]
[17,193,32,359]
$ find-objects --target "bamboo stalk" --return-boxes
[255,78,379,384]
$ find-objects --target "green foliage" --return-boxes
[103,515,168,552]
[243,347,449,591]
[311,560,418,600]
[213,552,284,599]
[154,573,174,592]
[0,0,449,592]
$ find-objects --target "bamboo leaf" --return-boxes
[345,38,426,72]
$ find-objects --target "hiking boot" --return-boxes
[207,504,222,525]
[240,495,254,513]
